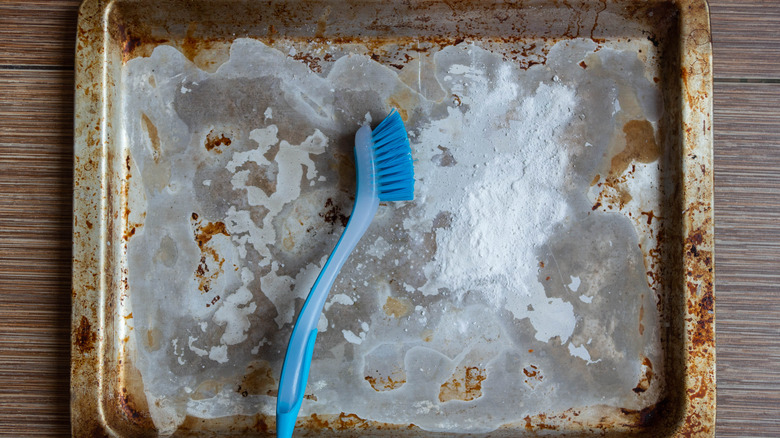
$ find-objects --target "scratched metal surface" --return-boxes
[71,0,714,436]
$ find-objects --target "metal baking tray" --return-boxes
[71,0,714,436]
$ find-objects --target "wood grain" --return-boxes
[0,70,73,436]
[0,1,80,68]
[709,0,780,79]
[0,1,779,437]
[713,83,780,438]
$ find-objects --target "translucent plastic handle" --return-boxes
[276,125,379,438]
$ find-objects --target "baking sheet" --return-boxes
[71,0,715,436]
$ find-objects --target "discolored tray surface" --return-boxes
[71,0,714,436]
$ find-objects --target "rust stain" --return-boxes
[298,411,419,432]
[620,398,669,429]
[315,6,331,38]
[191,217,230,294]
[633,357,654,393]
[438,366,486,402]
[383,296,412,318]
[74,315,97,353]
[523,414,557,430]
[640,210,661,225]
[292,52,324,73]
[117,386,153,427]
[364,373,406,392]
[204,129,232,153]
[237,360,277,396]
[319,198,349,229]
[195,220,230,247]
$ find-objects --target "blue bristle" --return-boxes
[371,109,415,202]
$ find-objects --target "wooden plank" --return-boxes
[713,82,780,437]
[0,0,80,68]
[0,70,73,436]
[710,0,780,79]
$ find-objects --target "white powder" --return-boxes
[412,55,578,343]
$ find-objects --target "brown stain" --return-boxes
[140,113,161,162]
[386,86,419,121]
[633,357,654,394]
[237,360,277,396]
[421,329,434,342]
[282,228,295,251]
[590,174,600,186]
[74,316,97,353]
[195,220,231,247]
[315,6,331,38]
[522,364,543,388]
[292,52,324,73]
[117,387,153,426]
[438,366,486,402]
[243,162,278,197]
[638,303,645,336]
[685,224,715,351]
[523,364,539,378]
[522,414,557,431]
[113,355,155,430]
[192,218,230,294]
[579,60,588,69]
[204,129,232,153]
[640,210,660,225]
[610,120,660,176]
[452,94,462,106]
[319,198,349,229]
[364,373,406,392]
[383,296,412,318]
[298,411,416,432]
[618,186,633,206]
[620,398,669,429]
[191,380,224,401]
[144,328,162,352]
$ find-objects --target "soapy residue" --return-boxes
[121,37,665,433]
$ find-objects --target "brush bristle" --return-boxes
[371,109,415,202]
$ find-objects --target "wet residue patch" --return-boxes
[439,367,487,402]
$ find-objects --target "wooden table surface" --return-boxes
[0,1,778,436]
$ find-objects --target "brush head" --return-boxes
[371,109,415,202]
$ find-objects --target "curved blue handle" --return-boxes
[276,126,379,438]
[276,329,316,438]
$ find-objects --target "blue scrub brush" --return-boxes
[276,109,415,438]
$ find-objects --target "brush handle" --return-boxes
[276,126,379,438]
